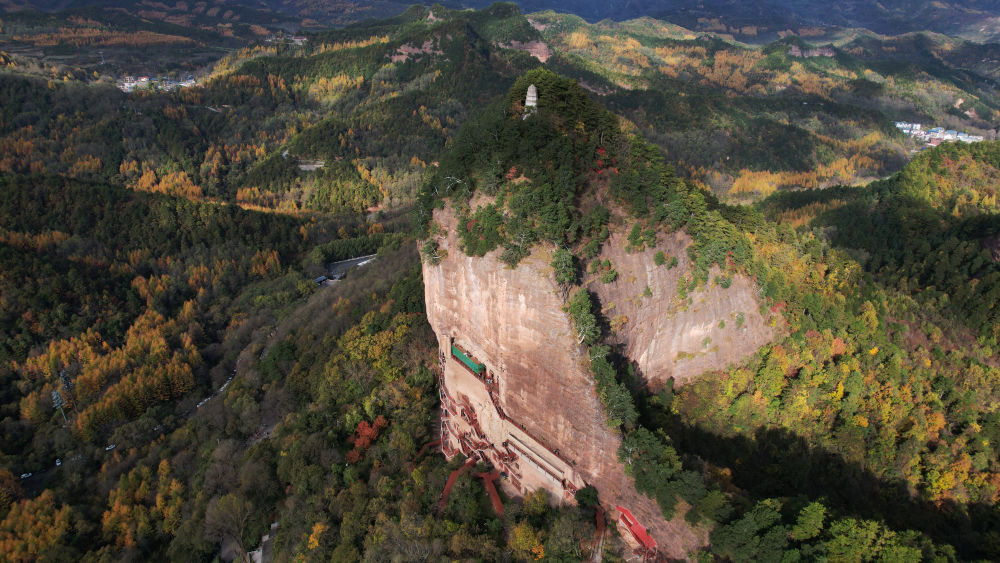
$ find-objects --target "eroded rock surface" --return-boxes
[589,229,775,388]
[498,40,552,62]
[424,206,707,558]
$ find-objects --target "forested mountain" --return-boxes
[638,0,1000,44]
[457,0,1000,37]
[529,11,1000,196]
[417,67,1000,561]
[0,2,998,561]
[0,0,304,75]
[9,0,1000,43]
[5,3,999,199]
[0,4,546,211]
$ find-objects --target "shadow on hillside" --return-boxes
[657,417,1000,559]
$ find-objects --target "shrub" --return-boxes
[575,485,599,507]
[567,289,600,346]
[421,240,445,265]
[551,248,576,284]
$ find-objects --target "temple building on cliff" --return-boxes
[438,334,586,503]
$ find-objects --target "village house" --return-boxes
[897,122,983,145]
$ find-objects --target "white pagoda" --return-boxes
[525,84,538,109]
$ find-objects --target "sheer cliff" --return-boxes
[587,229,774,388]
[416,68,784,559]
[423,205,709,558]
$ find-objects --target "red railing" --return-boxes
[616,506,657,553]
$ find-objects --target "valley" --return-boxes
[0,2,998,561]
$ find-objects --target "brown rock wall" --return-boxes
[423,207,706,559]
[589,229,774,388]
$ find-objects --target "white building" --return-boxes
[525,84,537,108]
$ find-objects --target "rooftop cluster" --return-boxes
[895,122,984,146]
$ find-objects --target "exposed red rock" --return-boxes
[423,206,715,559]
[498,40,552,62]
[588,229,775,388]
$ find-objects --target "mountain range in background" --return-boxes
[2,1,1000,559]
[468,0,1000,43]
[5,0,1000,42]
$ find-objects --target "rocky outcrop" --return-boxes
[589,229,775,388]
[390,40,443,62]
[497,40,552,62]
[788,45,834,58]
[423,206,708,558]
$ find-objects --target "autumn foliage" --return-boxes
[345,415,388,463]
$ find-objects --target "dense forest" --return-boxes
[1,2,999,561]
[0,179,604,559]
[5,2,999,204]
[419,68,1000,560]
[0,0,301,75]
[0,6,644,560]
[529,11,1000,195]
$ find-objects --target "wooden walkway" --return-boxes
[437,457,477,514]
[474,470,504,517]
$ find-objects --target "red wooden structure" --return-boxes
[616,505,657,554]
[437,458,477,513]
[474,470,504,517]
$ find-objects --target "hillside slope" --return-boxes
[419,69,1000,560]
[2,4,999,561]
[424,204,708,556]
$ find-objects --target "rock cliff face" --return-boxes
[589,230,775,388]
[424,206,713,558]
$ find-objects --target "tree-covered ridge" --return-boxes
[0,4,555,216]
[527,11,999,196]
[414,68,620,260]
[419,68,1000,558]
[893,140,1000,214]
[418,68,701,265]
[417,68,749,287]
